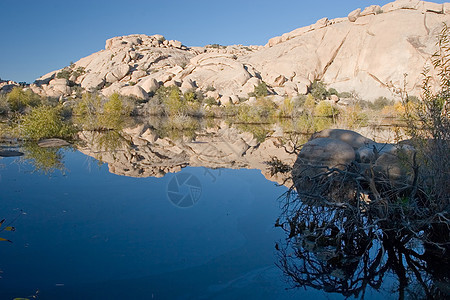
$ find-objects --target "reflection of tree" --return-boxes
[20,143,67,174]
[276,188,450,299]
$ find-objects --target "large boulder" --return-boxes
[119,85,148,100]
[292,129,419,202]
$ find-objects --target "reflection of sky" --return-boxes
[1,150,313,299]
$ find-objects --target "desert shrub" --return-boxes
[402,24,450,204]
[0,94,9,115]
[74,92,133,130]
[7,87,42,112]
[338,91,353,98]
[340,104,368,128]
[203,97,218,106]
[314,101,340,117]
[20,105,74,140]
[309,80,329,100]
[56,68,71,80]
[279,97,294,117]
[249,82,268,98]
[163,86,184,115]
[303,94,316,112]
[370,97,395,110]
[183,90,197,102]
[328,88,339,96]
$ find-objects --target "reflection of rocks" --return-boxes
[77,124,297,184]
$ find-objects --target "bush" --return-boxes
[7,87,41,112]
[304,94,316,112]
[164,86,184,115]
[309,80,329,100]
[250,82,268,98]
[20,105,74,140]
[0,94,9,115]
[369,97,395,110]
[314,101,340,117]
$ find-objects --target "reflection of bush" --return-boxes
[156,114,201,141]
[276,190,449,299]
[21,143,67,174]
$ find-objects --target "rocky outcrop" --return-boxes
[0,79,20,94]
[32,1,450,101]
[292,129,417,202]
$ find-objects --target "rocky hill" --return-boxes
[30,0,450,103]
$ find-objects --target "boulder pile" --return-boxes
[31,0,450,102]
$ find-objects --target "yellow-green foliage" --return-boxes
[164,87,184,115]
[20,105,74,140]
[279,97,294,117]
[21,143,66,174]
[314,101,340,117]
[341,104,368,128]
[74,92,131,130]
[304,94,316,112]
[7,87,42,112]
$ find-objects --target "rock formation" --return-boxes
[31,0,450,102]
[0,79,20,94]
[292,129,417,202]
[77,122,297,185]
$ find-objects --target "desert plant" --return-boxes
[402,23,450,208]
[7,87,41,112]
[20,105,74,140]
[309,80,329,100]
[314,101,340,117]
[249,82,268,98]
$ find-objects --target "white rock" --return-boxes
[348,8,361,22]
[119,85,148,100]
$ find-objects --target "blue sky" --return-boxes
[0,0,446,83]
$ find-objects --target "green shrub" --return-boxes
[252,82,269,98]
[369,97,395,110]
[279,97,294,117]
[338,91,353,98]
[310,80,329,100]
[314,101,340,117]
[164,86,184,115]
[20,105,74,140]
[304,94,316,112]
[0,94,9,115]
[203,97,217,107]
[56,68,71,80]
[328,88,339,96]
[7,87,42,112]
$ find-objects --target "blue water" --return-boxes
[0,149,320,299]
[1,148,403,299]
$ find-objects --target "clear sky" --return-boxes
[0,0,447,83]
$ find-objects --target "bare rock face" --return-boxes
[33,1,450,102]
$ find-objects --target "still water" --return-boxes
[0,148,344,299]
[0,120,441,299]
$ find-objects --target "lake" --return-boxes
[0,122,445,299]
